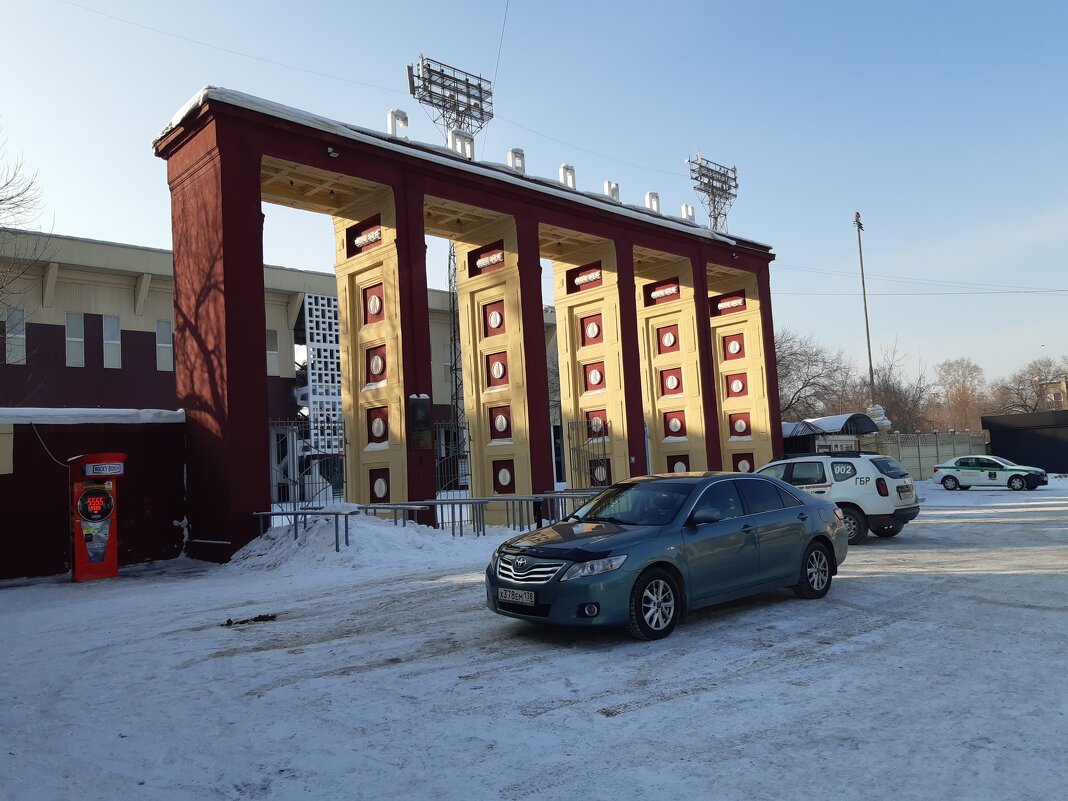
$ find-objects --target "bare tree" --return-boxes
[871,344,937,432]
[932,357,989,431]
[774,328,856,420]
[1,132,46,308]
[991,358,1065,413]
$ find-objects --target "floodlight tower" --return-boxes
[688,153,739,233]
[407,56,495,438]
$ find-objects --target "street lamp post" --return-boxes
[854,212,876,408]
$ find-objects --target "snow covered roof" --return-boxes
[782,413,879,438]
[156,87,773,252]
[0,408,186,425]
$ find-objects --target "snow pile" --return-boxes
[227,504,510,577]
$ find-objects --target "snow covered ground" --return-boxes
[3,480,1068,800]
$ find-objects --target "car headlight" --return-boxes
[560,555,628,581]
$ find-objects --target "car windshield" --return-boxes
[871,457,909,479]
[572,482,695,526]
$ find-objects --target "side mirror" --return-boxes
[689,508,721,526]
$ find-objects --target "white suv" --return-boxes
[756,452,919,545]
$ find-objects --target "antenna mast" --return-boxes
[687,153,738,232]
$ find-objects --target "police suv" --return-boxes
[757,452,919,545]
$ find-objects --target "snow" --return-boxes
[4,482,1068,799]
[0,407,185,425]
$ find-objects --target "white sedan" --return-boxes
[931,455,1048,491]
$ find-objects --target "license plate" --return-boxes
[898,484,914,498]
[498,587,535,605]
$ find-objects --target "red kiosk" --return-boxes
[69,452,126,581]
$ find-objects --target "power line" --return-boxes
[772,262,1068,294]
[777,289,1068,297]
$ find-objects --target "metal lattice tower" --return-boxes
[407,55,495,426]
[688,153,739,233]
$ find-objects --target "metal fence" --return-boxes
[268,418,346,512]
[864,431,987,481]
[434,421,470,493]
[566,420,613,489]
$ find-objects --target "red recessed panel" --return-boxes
[346,215,382,258]
[732,453,755,473]
[366,406,389,443]
[363,283,385,325]
[728,412,752,437]
[489,405,512,439]
[726,372,748,398]
[566,261,604,294]
[492,459,516,494]
[644,277,681,306]
[486,352,509,388]
[723,333,745,361]
[663,410,687,438]
[580,313,604,347]
[469,240,507,277]
[589,458,612,487]
[585,409,608,438]
[583,361,607,393]
[668,454,690,474]
[710,290,747,317]
[660,368,684,396]
[657,324,681,355]
[483,300,506,337]
[365,344,387,383]
[369,467,391,501]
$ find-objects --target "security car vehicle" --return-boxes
[932,455,1048,491]
[757,452,919,545]
[486,473,847,641]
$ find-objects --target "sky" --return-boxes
[2,0,1066,381]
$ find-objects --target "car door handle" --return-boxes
[813,490,826,495]
[797,513,808,521]
[741,524,754,532]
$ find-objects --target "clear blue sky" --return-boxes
[3,0,1066,380]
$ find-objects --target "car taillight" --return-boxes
[876,477,889,497]
[932,467,940,474]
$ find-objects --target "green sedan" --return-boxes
[486,472,848,640]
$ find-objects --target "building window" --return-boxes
[3,307,26,365]
[65,312,84,367]
[103,315,122,369]
[156,320,173,371]
[266,329,280,376]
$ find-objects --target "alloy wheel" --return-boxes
[641,579,676,631]
[806,549,830,592]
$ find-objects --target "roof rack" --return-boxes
[768,450,881,462]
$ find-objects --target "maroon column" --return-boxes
[163,119,269,560]
[515,212,555,493]
[692,247,724,469]
[614,238,648,476]
[394,173,437,506]
[755,260,784,456]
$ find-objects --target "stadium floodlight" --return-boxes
[407,54,494,139]
[688,153,739,232]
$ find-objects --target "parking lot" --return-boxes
[3,482,1067,800]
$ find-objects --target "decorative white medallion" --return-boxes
[491,360,506,380]
[673,461,687,473]
[730,378,745,393]
[593,466,608,483]
[588,368,603,387]
[488,310,503,329]
[585,321,600,340]
[727,339,742,355]
[369,354,384,376]
[497,468,512,486]
[668,417,682,433]
[367,294,382,316]
[373,478,388,498]
[371,417,386,438]
[737,459,752,473]
[734,419,748,434]
[494,414,508,432]
[661,331,676,348]
[590,416,605,434]
[665,374,680,391]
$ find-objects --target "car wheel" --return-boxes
[1008,475,1027,491]
[840,506,868,545]
[793,541,833,599]
[627,568,680,641]
[873,521,904,538]
[941,475,960,491]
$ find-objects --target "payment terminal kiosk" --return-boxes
[69,452,126,581]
